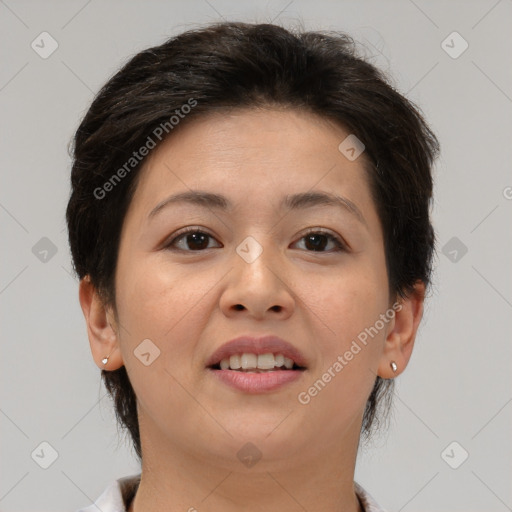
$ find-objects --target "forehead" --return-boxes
[127,108,376,222]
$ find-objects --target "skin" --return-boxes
[79,108,425,512]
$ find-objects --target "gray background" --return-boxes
[1,1,511,511]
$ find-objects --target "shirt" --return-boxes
[76,474,388,512]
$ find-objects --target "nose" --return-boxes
[219,238,295,321]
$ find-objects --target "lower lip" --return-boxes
[208,368,304,393]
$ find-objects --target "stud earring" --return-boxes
[390,361,398,373]
[101,355,110,365]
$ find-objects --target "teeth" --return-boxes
[229,354,241,369]
[241,353,257,369]
[258,353,275,369]
[217,353,296,371]
[283,357,294,369]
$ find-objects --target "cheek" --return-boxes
[118,255,204,329]
[297,274,387,437]
[113,257,216,421]
[315,256,389,350]
[115,255,222,372]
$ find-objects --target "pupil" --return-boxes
[187,233,208,250]
[306,234,327,251]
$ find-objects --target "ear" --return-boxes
[376,280,426,379]
[78,275,124,370]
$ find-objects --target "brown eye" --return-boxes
[293,230,346,252]
[164,228,346,253]
[165,228,220,252]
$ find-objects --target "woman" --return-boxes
[67,21,439,512]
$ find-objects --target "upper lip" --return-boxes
[206,335,308,369]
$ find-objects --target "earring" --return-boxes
[390,361,398,373]
[101,355,110,365]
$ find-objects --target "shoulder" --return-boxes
[354,481,389,512]
[74,474,141,512]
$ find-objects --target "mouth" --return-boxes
[205,336,308,393]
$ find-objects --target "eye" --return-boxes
[164,227,221,252]
[293,229,347,253]
[163,227,347,253]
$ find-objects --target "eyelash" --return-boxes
[163,226,347,253]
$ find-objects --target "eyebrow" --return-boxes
[148,190,367,226]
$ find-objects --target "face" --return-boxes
[89,108,415,471]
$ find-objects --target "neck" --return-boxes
[130,470,363,512]
[128,412,364,512]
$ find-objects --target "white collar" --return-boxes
[76,475,388,512]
